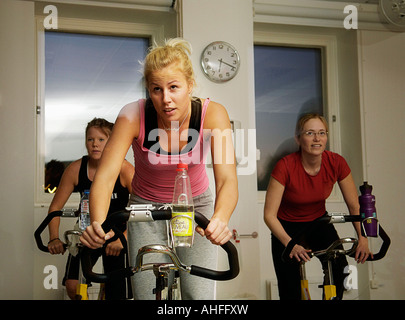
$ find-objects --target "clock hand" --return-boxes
[218,58,223,72]
[220,60,236,69]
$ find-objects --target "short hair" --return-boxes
[85,118,114,138]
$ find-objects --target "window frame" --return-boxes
[254,30,343,203]
[35,16,164,207]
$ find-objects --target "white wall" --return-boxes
[0,0,36,299]
[181,0,260,299]
[1,0,403,300]
[358,30,405,299]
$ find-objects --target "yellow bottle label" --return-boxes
[171,212,194,237]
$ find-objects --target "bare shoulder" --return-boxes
[64,158,81,176]
[59,158,82,186]
[117,100,140,122]
[204,99,228,115]
[113,100,142,140]
[202,99,231,130]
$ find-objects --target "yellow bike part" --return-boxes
[75,283,89,300]
[301,279,311,300]
[324,284,336,300]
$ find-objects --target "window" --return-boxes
[44,32,148,165]
[254,45,324,191]
[36,16,164,205]
[254,30,342,202]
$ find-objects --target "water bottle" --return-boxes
[171,163,194,247]
[79,190,90,231]
[359,182,378,237]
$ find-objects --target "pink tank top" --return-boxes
[131,98,211,202]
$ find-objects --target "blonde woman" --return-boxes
[80,39,238,299]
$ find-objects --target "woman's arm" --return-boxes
[119,159,135,194]
[202,101,238,245]
[264,177,312,262]
[81,102,139,249]
[104,160,135,256]
[263,177,289,245]
[47,160,80,254]
[338,173,372,263]
[90,102,139,223]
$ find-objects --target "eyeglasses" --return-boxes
[302,130,328,138]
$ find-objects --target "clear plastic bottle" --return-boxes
[79,190,90,231]
[171,163,194,247]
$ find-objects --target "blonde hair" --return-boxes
[143,38,196,90]
[295,113,329,137]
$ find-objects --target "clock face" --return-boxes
[379,0,405,29]
[201,41,240,83]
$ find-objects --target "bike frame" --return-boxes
[35,210,106,300]
[282,212,391,300]
[80,204,240,300]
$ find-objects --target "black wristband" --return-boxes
[48,238,60,244]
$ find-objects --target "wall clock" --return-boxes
[379,0,405,29]
[200,41,240,83]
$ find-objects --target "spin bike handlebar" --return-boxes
[34,210,67,252]
[282,213,391,262]
[81,207,240,283]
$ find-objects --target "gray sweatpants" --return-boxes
[127,189,218,300]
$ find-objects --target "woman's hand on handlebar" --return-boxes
[80,221,115,249]
[196,217,232,246]
[355,237,372,264]
[290,244,312,262]
[48,238,66,255]
[105,239,123,256]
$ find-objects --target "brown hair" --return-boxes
[85,118,114,138]
[295,113,329,137]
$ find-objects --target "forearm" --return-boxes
[263,177,290,246]
[48,216,61,240]
[339,173,365,239]
[264,213,291,247]
[47,192,70,240]
[89,174,114,223]
[347,197,365,239]
[212,179,238,223]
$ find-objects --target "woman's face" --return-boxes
[296,118,328,157]
[85,127,109,160]
[147,62,193,125]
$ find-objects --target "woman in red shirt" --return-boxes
[264,113,371,300]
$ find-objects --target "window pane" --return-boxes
[254,45,323,191]
[44,32,148,191]
[44,32,148,163]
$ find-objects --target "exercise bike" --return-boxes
[34,210,116,300]
[81,204,240,300]
[282,212,391,300]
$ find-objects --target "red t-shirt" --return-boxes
[271,150,351,222]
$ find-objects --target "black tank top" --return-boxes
[73,156,129,219]
[142,98,202,154]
